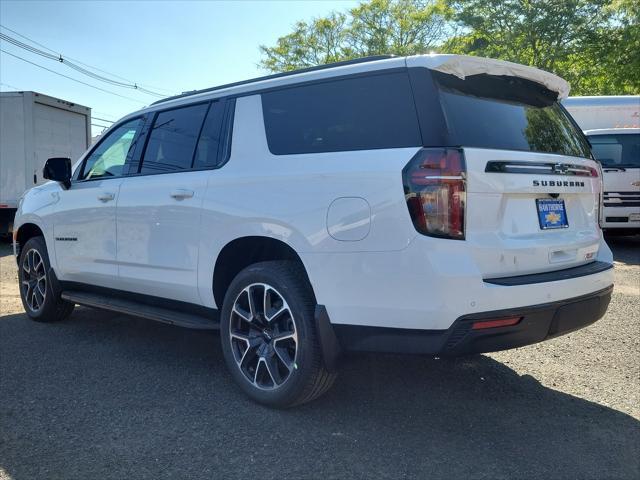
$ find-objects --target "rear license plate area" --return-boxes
[536,198,568,230]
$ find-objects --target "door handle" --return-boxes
[170,189,194,200]
[97,192,115,202]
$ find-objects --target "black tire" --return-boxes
[18,236,75,322]
[220,260,336,408]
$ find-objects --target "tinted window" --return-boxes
[193,102,225,169]
[262,72,421,155]
[80,118,141,180]
[140,103,208,174]
[588,133,640,168]
[433,72,592,159]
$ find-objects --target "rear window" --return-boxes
[261,72,421,155]
[432,72,592,159]
[587,133,640,168]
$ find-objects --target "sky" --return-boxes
[0,0,359,135]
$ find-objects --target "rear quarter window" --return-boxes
[261,72,422,155]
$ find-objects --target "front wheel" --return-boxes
[18,236,75,322]
[220,261,336,408]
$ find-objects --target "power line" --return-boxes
[93,110,119,122]
[0,81,21,90]
[0,32,164,97]
[0,24,175,95]
[92,116,114,124]
[0,29,167,98]
[2,84,122,123]
[0,49,148,105]
[0,24,59,55]
[69,57,175,95]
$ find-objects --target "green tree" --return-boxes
[258,13,349,72]
[259,0,452,72]
[593,0,640,94]
[445,0,639,94]
[445,1,608,70]
[259,0,639,95]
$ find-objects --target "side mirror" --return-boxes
[43,157,72,189]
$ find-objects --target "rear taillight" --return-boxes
[402,148,466,240]
[574,166,599,177]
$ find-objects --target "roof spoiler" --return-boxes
[407,54,570,99]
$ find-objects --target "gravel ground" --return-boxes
[0,236,638,480]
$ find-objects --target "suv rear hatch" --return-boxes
[405,56,602,278]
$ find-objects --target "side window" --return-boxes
[139,103,208,174]
[80,118,141,180]
[589,134,640,167]
[261,72,421,155]
[193,101,225,169]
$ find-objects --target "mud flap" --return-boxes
[314,305,342,372]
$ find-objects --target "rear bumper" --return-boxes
[332,285,613,356]
[602,205,640,230]
[304,234,614,331]
[484,260,612,286]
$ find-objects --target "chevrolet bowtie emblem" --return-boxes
[552,163,570,174]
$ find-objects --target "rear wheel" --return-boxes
[220,261,336,408]
[18,236,74,322]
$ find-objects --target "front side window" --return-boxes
[140,103,209,174]
[80,118,141,180]
[588,133,640,168]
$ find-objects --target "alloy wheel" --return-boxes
[229,283,298,390]
[21,248,47,312]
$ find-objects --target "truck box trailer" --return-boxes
[562,95,640,130]
[563,96,640,234]
[0,91,91,234]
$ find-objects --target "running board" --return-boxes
[60,290,219,330]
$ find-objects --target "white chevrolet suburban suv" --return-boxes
[13,54,614,407]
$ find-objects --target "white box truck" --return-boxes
[0,91,91,234]
[563,96,640,234]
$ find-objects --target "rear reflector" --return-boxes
[471,316,522,330]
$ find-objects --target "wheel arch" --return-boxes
[14,222,46,261]
[212,236,315,309]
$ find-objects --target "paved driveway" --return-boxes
[1,238,638,480]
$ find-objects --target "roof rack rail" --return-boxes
[152,55,396,106]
